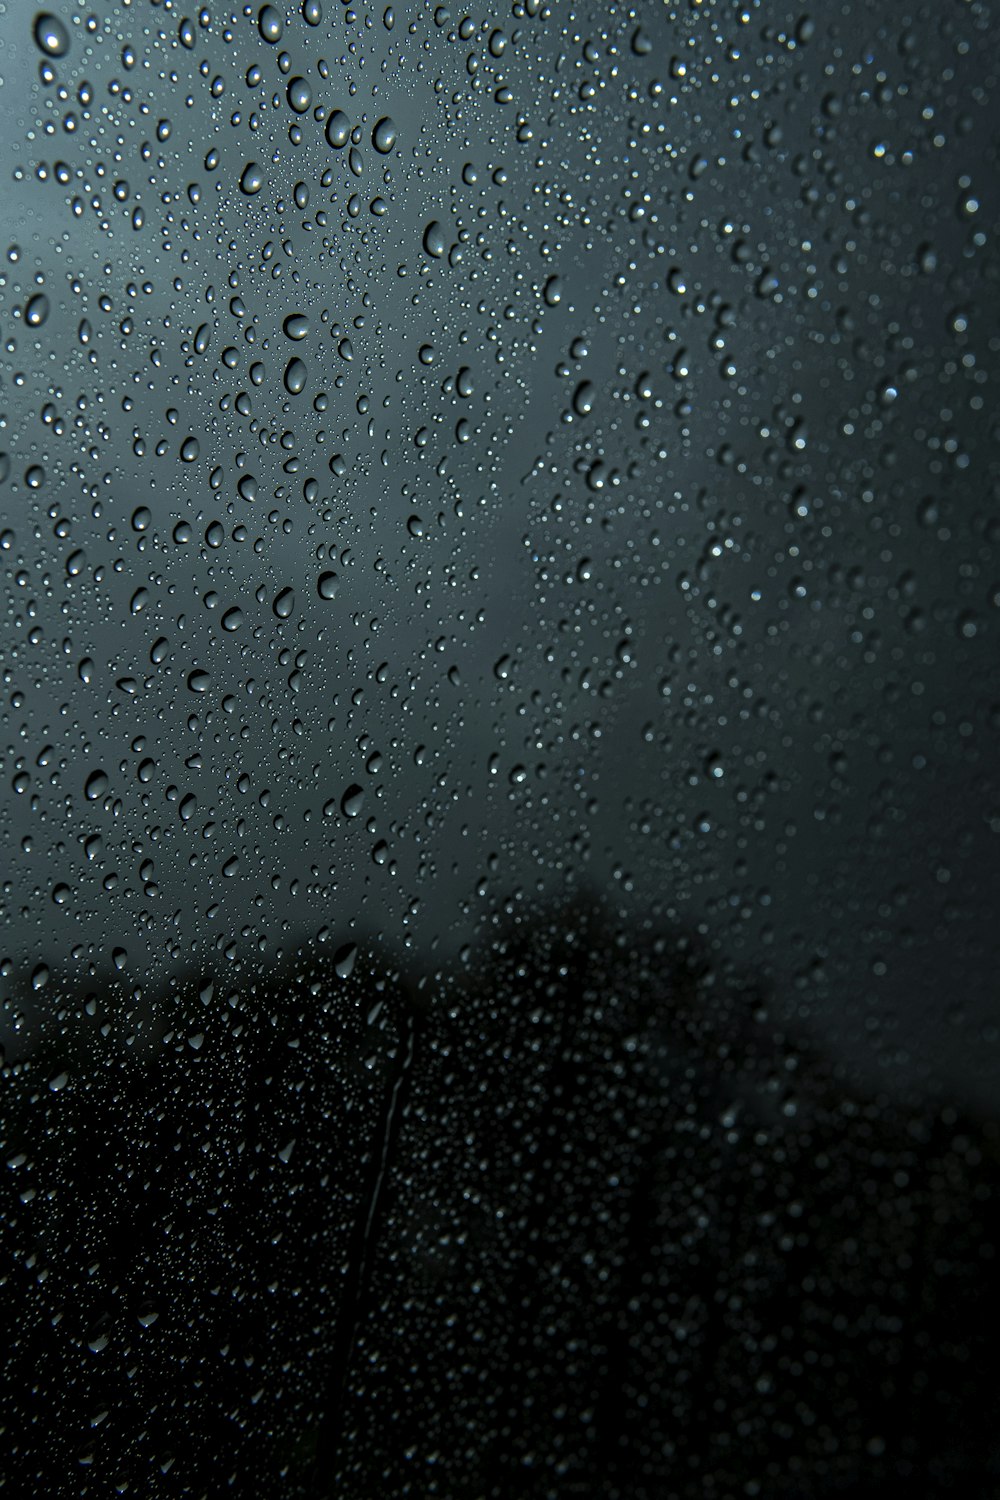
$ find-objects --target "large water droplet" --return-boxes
[84,770,109,801]
[372,116,398,154]
[573,381,595,416]
[25,293,50,327]
[240,162,264,196]
[423,220,447,258]
[341,784,365,818]
[257,4,283,42]
[33,11,69,56]
[334,943,358,978]
[287,77,312,114]
[284,357,307,394]
[325,110,351,148]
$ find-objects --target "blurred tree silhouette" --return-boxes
[2,901,997,1497]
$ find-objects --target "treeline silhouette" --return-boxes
[1,899,997,1497]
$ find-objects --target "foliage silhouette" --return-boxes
[1,900,997,1497]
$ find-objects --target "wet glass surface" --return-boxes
[1,0,998,1493]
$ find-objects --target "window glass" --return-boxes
[2,2,998,1494]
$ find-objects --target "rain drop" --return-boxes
[287,77,312,114]
[240,162,265,196]
[341,784,365,818]
[257,4,283,42]
[573,381,595,416]
[325,110,351,148]
[25,293,50,327]
[33,11,69,56]
[372,116,398,154]
[423,220,447,258]
[284,357,307,394]
[84,770,109,801]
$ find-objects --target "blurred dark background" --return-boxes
[2,905,999,1495]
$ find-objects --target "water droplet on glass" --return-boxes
[325,110,351,148]
[257,4,283,42]
[240,162,264,196]
[334,943,358,978]
[341,784,365,818]
[25,293,50,327]
[33,11,69,56]
[287,77,312,114]
[423,220,447,258]
[573,381,595,416]
[284,357,307,394]
[372,116,398,154]
[84,770,108,801]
